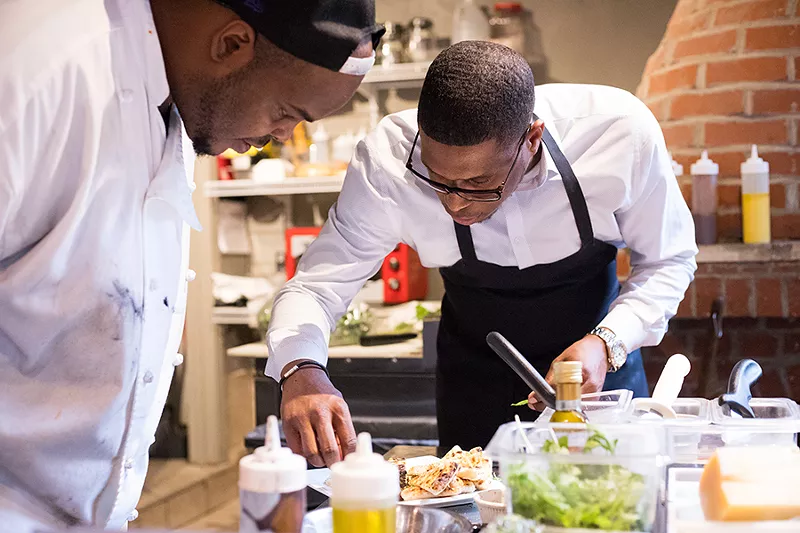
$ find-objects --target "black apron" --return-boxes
[435,122,648,450]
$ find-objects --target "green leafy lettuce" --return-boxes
[506,428,647,531]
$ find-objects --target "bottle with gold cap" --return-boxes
[549,361,587,423]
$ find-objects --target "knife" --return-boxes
[486,331,556,410]
[718,359,762,419]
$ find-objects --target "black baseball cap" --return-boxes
[215,0,385,73]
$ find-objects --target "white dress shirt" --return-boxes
[0,0,200,530]
[266,83,697,380]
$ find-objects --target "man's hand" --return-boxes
[528,335,609,410]
[280,361,357,467]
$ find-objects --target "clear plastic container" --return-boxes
[710,397,800,447]
[488,423,666,532]
[535,389,634,425]
[627,398,711,463]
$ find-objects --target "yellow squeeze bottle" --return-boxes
[741,145,771,244]
[331,433,398,533]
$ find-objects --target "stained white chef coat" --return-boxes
[266,83,698,380]
[0,0,200,531]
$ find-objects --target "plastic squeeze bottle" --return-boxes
[691,151,719,245]
[670,152,684,178]
[331,432,399,533]
[741,145,771,244]
[452,0,490,43]
[239,416,307,533]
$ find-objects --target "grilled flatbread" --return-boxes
[459,479,476,494]
[389,458,408,489]
[401,486,438,501]
[413,459,459,496]
[445,446,492,482]
[473,477,493,491]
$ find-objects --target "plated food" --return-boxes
[391,446,494,501]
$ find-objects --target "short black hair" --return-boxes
[418,41,535,146]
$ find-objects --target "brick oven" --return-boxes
[633,0,800,399]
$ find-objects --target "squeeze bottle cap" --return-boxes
[330,432,399,502]
[311,124,329,143]
[741,145,770,175]
[690,150,719,176]
[669,152,683,177]
[239,416,307,493]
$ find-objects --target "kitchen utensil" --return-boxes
[700,298,724,398]
[717,359,762,418]
[486,331,556,409]
[302,506,473,533]
[633,354,691,420]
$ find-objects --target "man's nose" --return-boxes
[443,192,471,212]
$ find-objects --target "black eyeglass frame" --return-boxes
[405,128,529,203]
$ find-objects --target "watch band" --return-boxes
[589,327,628,373]
[279,360,329,389]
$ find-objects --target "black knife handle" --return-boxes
[486,331,557,409]
[719,359,762,418]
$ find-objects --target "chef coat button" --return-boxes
[143,371,154,384]
[173,353,184,366]
[189,181,197,192]
[124,458,134,470]
[185,269,196,282]
[127,509,139,522]
[514,237,524,245]
[119,89,134,103]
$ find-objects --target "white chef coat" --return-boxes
[0,0,200,531]
[266,83,698,380]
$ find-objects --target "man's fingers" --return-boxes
[332,404,358,458]
[284,423,303,456]
[316,417,342,467]
[298,422,324,467]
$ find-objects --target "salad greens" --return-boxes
[507,427,647,531]
[393,303,442,333]
[511,399,530,407]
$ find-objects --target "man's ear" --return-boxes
[210,19,257,71]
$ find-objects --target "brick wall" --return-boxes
[637,0,800,241]
[642,317,800,399]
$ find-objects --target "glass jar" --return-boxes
[376,22,407,66]
[489,3,526,55]
[406,17,437,63]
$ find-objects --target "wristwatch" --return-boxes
[589,327,627,373]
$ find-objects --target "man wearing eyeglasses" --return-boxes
[267,41,697,462]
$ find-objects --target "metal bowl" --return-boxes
[397,505,473,533]
[301,506,473,533]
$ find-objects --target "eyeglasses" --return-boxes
[405,129,528,203]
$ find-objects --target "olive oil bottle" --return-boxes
[549,361,587,423]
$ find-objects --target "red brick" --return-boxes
[701,263,741,276]
[761,151,800,175]
[752,368,787,397]
[765,317,800,328]
[646,98,669,121]
[645,46,668,75]
[706,56,787,85]
[670,91,745,120]
[788,278,800,317]
[695,278,723,317]
[648,65,699,96]
[746,24,800,51]
[725,278,754,317]
[787,334,800,355]
[756,277,784,316]
[705,119,788,147]
[715,0,789,25]
[771,262,800,274]
[662,123,696,148]
[666,12,712,39]
[796,56,800,80]
[739,263,770,273]
[740,330,780,358]
[673,30,738,60]
[787,365,800,399]
[771,183,787,208]
[718,213,743,241]
[679,180,693,205]
[773,214,800,240]
[718,183,742,207]
[752,89,800,114]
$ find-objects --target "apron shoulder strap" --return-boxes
[539,124,595,247]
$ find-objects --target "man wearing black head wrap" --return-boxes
[0,0,380,530]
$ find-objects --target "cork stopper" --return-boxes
[554,361,583,384]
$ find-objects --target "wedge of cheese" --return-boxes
[700,446,800,522]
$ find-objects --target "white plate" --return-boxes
[312,456,502,509]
